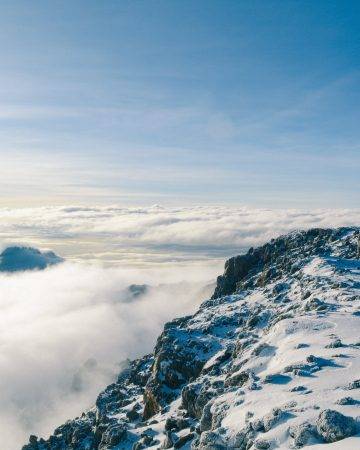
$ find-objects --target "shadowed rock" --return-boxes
[316,409,357,443]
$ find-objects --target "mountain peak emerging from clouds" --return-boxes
[0,246,63,272]
[23,227,360,449]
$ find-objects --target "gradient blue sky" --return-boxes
[0,0,359,207]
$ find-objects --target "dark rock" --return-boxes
[325,338,344,349]
[263,407,283,432]
[181,382,215,419]
[254,438,271,449]
[161,431,174,449]
[289,422,316,447]
[195,430,227,450]
[174,432,194,448]
[336,397,359,405]
[348,379,360,390]
[224,371,249,388]
[199,401,213,432]
[98,421,127,448]
[316,409,357,443]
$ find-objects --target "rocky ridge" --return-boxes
[23,227,360,449]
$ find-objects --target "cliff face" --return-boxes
[23,228,360,450]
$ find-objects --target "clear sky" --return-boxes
[0,0,359,207]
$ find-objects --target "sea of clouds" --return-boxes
[1,205,359,449]
[0,262,215,449]
[1,205,360,264]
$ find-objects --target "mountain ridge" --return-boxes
[0,246,63,272]
[23,227,360,450]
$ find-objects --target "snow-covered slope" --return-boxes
[22,228,360,449]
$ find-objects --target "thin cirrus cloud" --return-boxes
[0,2,359,207]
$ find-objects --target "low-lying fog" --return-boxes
[0,261,217,449]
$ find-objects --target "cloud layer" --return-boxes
[0,261,214,449]
[0,205,359,265]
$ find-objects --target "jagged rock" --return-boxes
[289,422,316,447]
[199,401,213,432]
[251,418,265,432]
[316,409,357,443]
[224,370,249,387]
[336,396,358,405]
[174,433,194,448]
[210,402,229,429]
[303,298,329,312]
[212,228,345,299]
[325,338,344,348]
[22,435,39,450]
[193,430,227,450]
[181,381,216,419]
[262,407,283,432]
[290,385,308,392]
[143,324,211,418]
[254,438,271,449]
[133,433,156,449]
[98,421,127,449]
[229,423,255,449]
[143,388,161,419]
[348,379,360,390]
[165,416,189,432]
[161,431,174,449]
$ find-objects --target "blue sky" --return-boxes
[0,0,359,207]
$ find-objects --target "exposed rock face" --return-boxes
[316,409,357,443]
[0,246,63,272]
[22,227,360,449]
[212,228,358,298]
[289,422,317,447]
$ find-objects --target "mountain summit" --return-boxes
[23,228,360,449]
[0,246,63,272]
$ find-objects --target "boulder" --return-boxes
[289,422,316,447]
[262,407,283,432]
[316,409,357,443]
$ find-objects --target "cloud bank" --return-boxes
[0,205,359,265]
[0,261,214,449]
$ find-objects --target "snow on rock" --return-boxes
[22,227,360,449]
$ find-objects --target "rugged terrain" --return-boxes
[23,227,360,449]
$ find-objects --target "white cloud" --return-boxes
[0,205,359,265]
[0,261,214,449]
